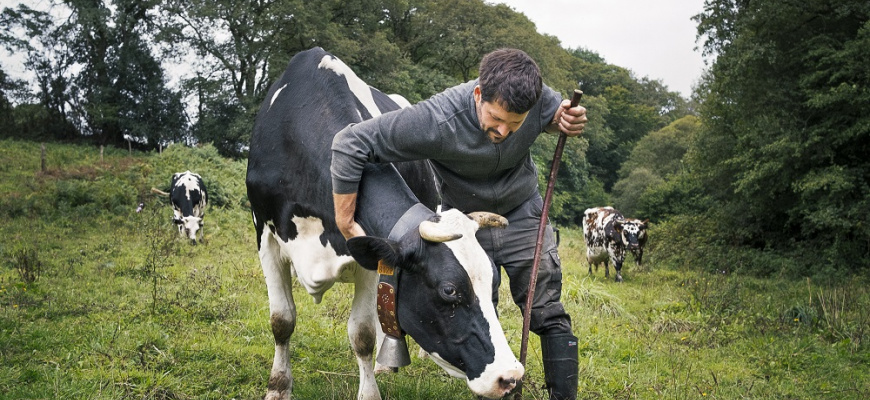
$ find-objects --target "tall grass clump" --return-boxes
[789,279,870,352]
[5,245,43,284]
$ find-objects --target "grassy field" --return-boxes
[1,138,868,399]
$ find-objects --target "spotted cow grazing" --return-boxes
[169,171,207,245]
[582,206,648,282]
[245,47,523,400]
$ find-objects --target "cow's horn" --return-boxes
[419,221,463,243]
[468,212,508,229]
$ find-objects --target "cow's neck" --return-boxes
[355,163,430,238]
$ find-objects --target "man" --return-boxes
[331,48,587,400]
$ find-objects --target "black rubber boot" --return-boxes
[540,333,579,400]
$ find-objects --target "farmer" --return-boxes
[331,48,587,400]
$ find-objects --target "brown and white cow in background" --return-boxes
[582,206,648,282]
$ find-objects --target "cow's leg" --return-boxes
[603,259,610,279]
[348,266,381,400]
[259,234,296,400]
[585,253,593,276]
[614,259,624,282]
[611,246,625,282]
[633,249,643,267]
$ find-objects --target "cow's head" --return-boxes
[174,215,203,245]
[614,218,647,250]
[347,209,523,399]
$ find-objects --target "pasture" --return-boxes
[1,139,868,399]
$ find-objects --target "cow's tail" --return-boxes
[150,187,170,197]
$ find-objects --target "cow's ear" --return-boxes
[346,236,401,271]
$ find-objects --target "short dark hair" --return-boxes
[478,48,542,114]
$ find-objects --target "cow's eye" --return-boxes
[439,283,459,302]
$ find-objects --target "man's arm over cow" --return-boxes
[331,103,444,239]
[331,85,587,240]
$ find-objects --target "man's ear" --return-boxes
[346,236,401,271]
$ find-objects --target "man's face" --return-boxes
[474,86,528,144]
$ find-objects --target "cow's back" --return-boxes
[246,47,438,250]
[583,207,621,248]
[170,171,206,217]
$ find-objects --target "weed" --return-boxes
[811,282,869,351]
[137,201,178,315]
[6,245,43,284]
[565,277,628,318]
[173,264,240,321]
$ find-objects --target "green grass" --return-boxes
[1,138,868,399]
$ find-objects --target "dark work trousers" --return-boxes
[470,193,573,337]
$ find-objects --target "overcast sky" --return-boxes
[493,0,710,97]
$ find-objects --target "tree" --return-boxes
[1,1,186,148]
[158,0,297,157]
[692,0,870,266]
[0,4,78,141]
[566,48,691,191]
[612,115,700,217]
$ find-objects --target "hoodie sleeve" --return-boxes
[331,102,444,194]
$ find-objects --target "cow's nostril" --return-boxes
[499,377,518,391]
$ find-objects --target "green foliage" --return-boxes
[669,0,870,272]
[612,168,664,217]
[1,2,186,149]
[635,172,713,222]
[612,115,701,219]
[0,139,140,220]
[619,115,699,179]
[53,176,138,216]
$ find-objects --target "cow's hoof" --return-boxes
[615,275,623,283]
[374,362,395,374]
[264,390,290,400]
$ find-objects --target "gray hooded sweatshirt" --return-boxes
[331,79,562,216]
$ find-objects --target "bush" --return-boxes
[54,176,137,216]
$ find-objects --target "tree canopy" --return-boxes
[679,0,870,271]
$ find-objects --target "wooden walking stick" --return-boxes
[515,89,582,399]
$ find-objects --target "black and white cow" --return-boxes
[170,171,207,244]
[582,206,648,282]
[245,47,523,400]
